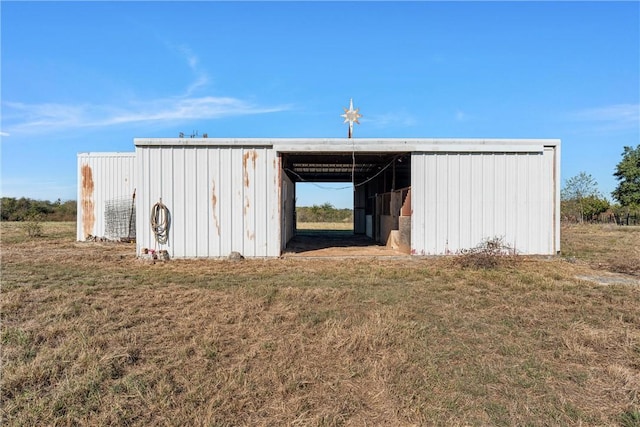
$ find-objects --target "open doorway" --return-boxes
[295,182,353,232]
[280,151,412,256]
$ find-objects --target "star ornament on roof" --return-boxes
[341,98,362,138]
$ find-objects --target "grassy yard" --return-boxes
[1,222,639,426]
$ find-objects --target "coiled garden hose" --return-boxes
[151,200,170,244]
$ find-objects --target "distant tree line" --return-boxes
[562,145,640,224]
[0,197,76,222]
[297,202,353,223]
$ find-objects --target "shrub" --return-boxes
[456,236,517,269]
[23,212,43,238]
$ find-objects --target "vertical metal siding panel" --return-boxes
[482,154,494,243]
[534,152,543,254]
[260,147,270,256]
[77,155,83,240]
[425,154,438,254]
[448,154,461,252]
[268,151,281,257]
[214,149,224,256]
[196,147,210,257]
[427,153,446,255]
[493,154,506,243]
[510,154,521,252]
[547,148,555,254]
[185,147,198,257]
[146,148,156,253]
[137,148,144,254]
[171,148,185,257]
[95,157,102,237]
[470,153,483,248]
[555,144,561,253]
[416,154,427,254]
[410,153,424,255]
[526,154,537,253]
[530,153,543,253]
[541,150,551,253]
[542,148,554,254]
[258,147,267,256]
[435,154,448,254]
[264,148,273,256]
[268,148,278,256]
[245,148,258,257]
[148,148,160,250]
[159,147,174,255]
[101,156,109,237]
[147,148,158,251]
[219,148,233,256]
[217,147,227,257]
[260,148,268,256]
[504,154,517,250]
[95,157,103,238]
[252,148,261,256]
[515,153,528,253]
[94,157,102,238]
[410,153,421,254]
[516,154,529,253]
[149,147,160,252]
[135,148,144,254]
[260,148,275,257]
[231,149,245,254]
[421,153,432,254]
[208,148,221,256]
[459,154,472,250]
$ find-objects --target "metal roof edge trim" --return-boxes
[134,138,560,152]
[134,138,274,147]
[77,152,136,157]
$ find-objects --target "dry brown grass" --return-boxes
[561,223,640,277]
[2,222,639,426]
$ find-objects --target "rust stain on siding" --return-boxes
[211,180,220,236]
[81,164,95,238]
[242,150,258,188]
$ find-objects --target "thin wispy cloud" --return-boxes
[2,43,288,137]
[568,104,640,132]
[172,43,210,96]
[2,97,289,135]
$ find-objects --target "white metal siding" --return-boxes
[136,145,280,258]
[281,172,295,249]
[76,153,136,241]
[411,148,558,255]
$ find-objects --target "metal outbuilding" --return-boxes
[129,138,560,258]
[77,152,136,241]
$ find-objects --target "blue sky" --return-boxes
[1,1,638,209]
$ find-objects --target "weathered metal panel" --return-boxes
[76,152,136,241]
[281,172,295,249]
[411,147,559,255]
[135,144,280,258]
